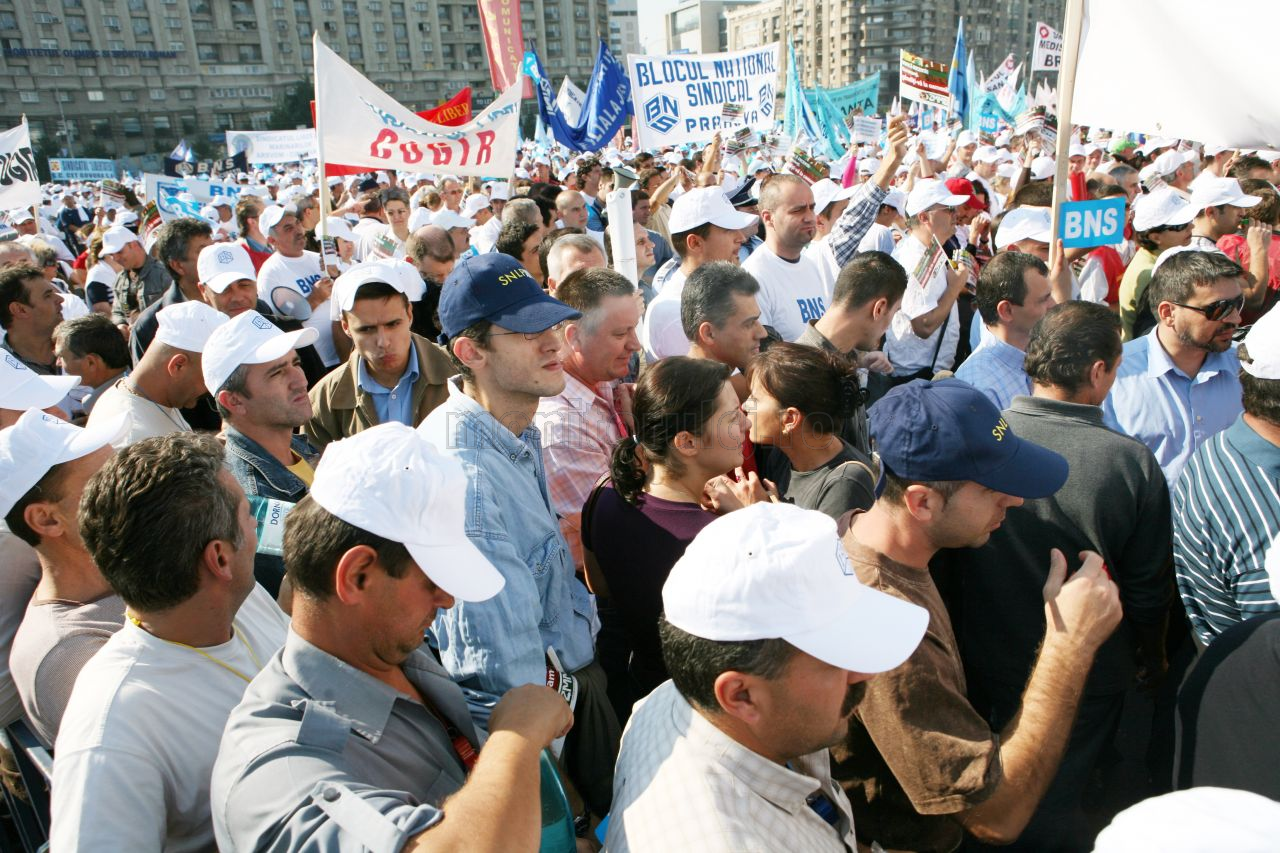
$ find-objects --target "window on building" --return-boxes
[67,16,88,33]
[174,64,192,73]
[92,119,112,138]
[129,0,147,10]
[343,0,357,13]
[19,92,39,104]
[238,44,262,62]
[232,0,255,15]
[133,17,152,36]
[367,1,381,11]
[0,13,15,29]
[393,22,406,39]
[395,43,408,59]
[391,3,404,19]
[346,23,360,39]
[413,2,427,11]
[40,38,58,50]
[153,116,172,131]
[375,41,387,52]
[321,0,335,10]
[301,44,312,61]
[47,64,64,75]
[121,117,143,136]
[197,43,218,61]
[191,0,212,14]
[166,17,182,28]
[293,0,309,18]
[87,90,105,101]
[150,88,167,100]
[421,40,433,53]
[349,44,362,60]
[108,39,126,49]
[66,0,84,8]
[170,39,185,51]
[179,88,195,99]
[114,65,132,76]
[373,21,385,33]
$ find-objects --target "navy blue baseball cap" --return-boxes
[870,379,1068,499]
[438,253,581,342]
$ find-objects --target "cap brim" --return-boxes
[1228,193,1262,209]
[1166,204,1199,227]
[253,326,319,366]
[973,436,1068,499]
[60,411,130,462]
[4,373,79,411]
[709,210,759,230]
[406,538,505,602]
[487,292,582,334]
[786,582,929,674]
[205,271,254,294]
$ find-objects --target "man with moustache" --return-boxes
[606,503,929,852]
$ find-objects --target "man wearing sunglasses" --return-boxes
[1103,249,1246,486]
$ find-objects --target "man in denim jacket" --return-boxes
[203,310,320,598]
[419,253,621,821]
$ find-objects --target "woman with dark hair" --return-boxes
[357,187,412,260]
[582,357,763,715]
[746,341,876,519]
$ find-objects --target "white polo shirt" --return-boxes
[884,234,960,376]
[640,261,690,361]
[743,244,829,342]
[256,250,338,366]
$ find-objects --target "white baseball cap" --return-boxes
[668,186,759,234]
[313,423,504,602]
[323,216,357,243]
[154,301,227,353]
[114,210,139,227]
[1,353,78,412]
[197,242,257,294]
[6,209,34,225]
[100,225,139,256]
[1133,187,1198,231]
[462,193,492,218]
[905,178,969,217]
[258,204,291,234]
[811,179,856,216]
[1154,149,1196,177]
[201,309,318,395]
[973,145,1004,164]
[662,503,929,675]
[332,259,426,312]
[1093,788,1280,853]
[488,181,511,201]
[1030,155,1057,181]
[1241,303,1280,381]
[883,188,908,218]
[856,157,880,176]
[995,206,1053,250]
[956,130,978,148]
[432,209,474,230]
[0,409,127,517]
[1188,175,1261,212]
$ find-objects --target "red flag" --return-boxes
[477,0,528,96]
[310,87,474,177]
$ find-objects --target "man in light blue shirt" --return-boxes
[419,252,620,819]
[1103,250,1246,486]
[955,252,1054,410]
[356,340,419,426]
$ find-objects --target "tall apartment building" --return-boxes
[607,0,641,59]
[663,0,759,54]
[725,0,1065,107]
[0,0,607,162]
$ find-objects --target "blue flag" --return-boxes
[528,41,631,153]
[948,18,968,121]
[784,43,833,158]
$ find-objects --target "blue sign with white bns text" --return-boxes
[1057,197,1126,249]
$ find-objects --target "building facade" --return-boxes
[725,0,1065,108]
[0,0,607,164]
[663,0,759,54]
[607,0,640,59]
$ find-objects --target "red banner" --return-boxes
[477,0,528,96]
[311,87,474,177]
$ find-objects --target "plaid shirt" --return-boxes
[826,181,889,269]
[953,336,1031,412]
[533,372,626,569]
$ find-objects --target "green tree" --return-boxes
[268,78,314,130]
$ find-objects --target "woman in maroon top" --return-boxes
[583,357,764,720]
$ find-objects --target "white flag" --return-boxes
[1073,0,1280,148]
[556,77,587,126]
[0,121,40,211]
[981,53,1017,94]
[313,37,521,177]
[1031,22,1063,72]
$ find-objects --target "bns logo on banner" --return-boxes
[759,84,774,116]
[643,94,680,134]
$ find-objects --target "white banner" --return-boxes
[0,121,40,211]
[1032,21,1063,72]
[143,173,245,222]
[225,128,318,164]
[627,45,780,149]
[982,53,1017,94]
[1073,0,1280,147]
[314,37,521,177]
[556,77,587,126]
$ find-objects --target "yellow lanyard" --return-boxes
[126,613,263,684]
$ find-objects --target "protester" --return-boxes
[832,379,1122,852]
[256,205,338,368]
[681,261,768,396]
[1218,178,1280,323]
[0,263,65,374]
[533,267,640,569]
[51,432,288,851]
[1172,307,1280,647]
[745,342,875,519]
[88,301,225,446]
[1103,250,1245,485]
[420,252,619,818]
[235,195,273,271]
[946,302,1173,851]
[305,260,452,450]
[1118,188,1196,340]
[211,423,573,851]
[954,252,1054,409]
[53,313,130,417]
[606,502,928,852]
[128,217,215,363]
[2,410,127,748]
[641,187,757,361]
[544,232,606,297]
[105,225,170,328]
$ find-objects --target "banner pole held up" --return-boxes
[312,31,338,276]
[1049,0,1085,249]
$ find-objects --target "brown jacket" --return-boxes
[303,332,453,452]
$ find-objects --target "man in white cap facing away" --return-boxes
[210,423,573,852]
[203,310,319,596]
[882,179,971,380]
[606,502,928,852]
[88,301,227,446]
[2,410,128,748]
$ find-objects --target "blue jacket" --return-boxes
[224,426,319,596]
[418,378,596,698]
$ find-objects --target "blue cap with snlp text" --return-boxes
[870,378,1068,499]
[438,252,581,341]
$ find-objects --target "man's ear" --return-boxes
[712,670,768,725]
[332,545,381,605]
[451,335,486,371]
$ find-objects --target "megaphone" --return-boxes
[611,165,638,190]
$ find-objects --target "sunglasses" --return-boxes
[1151,222,1191,233]
[1168,294,1245,321]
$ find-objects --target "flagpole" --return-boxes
[313,32,336,275]
[1049,0,1084,277]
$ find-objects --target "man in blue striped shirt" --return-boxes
[955,252,1054,410]
[1102,250,1246,487]
[1173,306,1280,648]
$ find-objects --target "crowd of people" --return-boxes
[1,108,1279,852]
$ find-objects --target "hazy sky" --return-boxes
[637,0,680,53]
